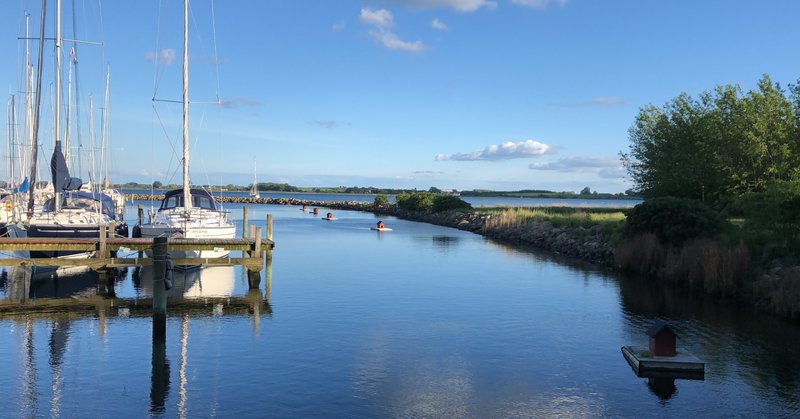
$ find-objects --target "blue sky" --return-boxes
[2,0,799,193]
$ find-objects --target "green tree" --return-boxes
[152,181,163,189]
[580,186,592,195]
[373,194,389,208]
[622,75,800,206]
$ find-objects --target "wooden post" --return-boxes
[137,204,145,257]
[267,214,273,242]
[247,270,261,290]
[242,206,249,239]
[98,224,107,260]
[249,224,255,242]
[254,226,262,260]
[152,236,168,340]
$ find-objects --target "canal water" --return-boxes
[1,201,798,418]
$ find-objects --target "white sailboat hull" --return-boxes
[139,204,236,259]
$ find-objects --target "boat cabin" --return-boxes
[647,319,677,357]
[159,188,218,211]
[43,192,118,219]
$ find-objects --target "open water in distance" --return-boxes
[125,189,642,208]
[1,201,798,418]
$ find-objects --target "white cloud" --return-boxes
[361,8,425,53]
[369,30,425,52]
[431,18,449,31]
[529,156,626,179]
[144,48,176,64]
[436,140,553,161]
[332,20,346,32]
[360,8,394,28]
[511,0,568,9]
[387,0,497,12]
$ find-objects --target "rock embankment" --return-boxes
[126,194,615,266]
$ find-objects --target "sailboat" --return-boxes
[138,0,235,260]
[7,0,127,259]
[250,159,260,199]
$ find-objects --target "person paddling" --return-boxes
[377,221,385,229]
[326,212,334,220]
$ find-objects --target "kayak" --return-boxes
[322,217,337,221]
[370,227,392,231]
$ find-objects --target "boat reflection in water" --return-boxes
[134,265,237,299]
[3,266,127,301]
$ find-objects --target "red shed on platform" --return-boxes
[646,320,677,357]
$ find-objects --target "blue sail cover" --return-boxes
[50,142,82,191]
[12,177,28,193]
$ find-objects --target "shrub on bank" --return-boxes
[373,194,389,208]
[432,195,472,212]
[623,197,728,245]
[395,192,471,212]
[730,180,800,264]
[395,192,434,211]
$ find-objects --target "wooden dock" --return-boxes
[0,236,274,270]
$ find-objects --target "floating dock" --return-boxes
[621,346,704,377]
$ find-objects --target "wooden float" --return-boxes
[621,345,705,377]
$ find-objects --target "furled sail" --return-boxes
[50,142,82,191]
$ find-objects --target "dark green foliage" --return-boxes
[395,192,471,212]
[733,180,800,262]
[432,195,472,212]
[395,192,434,211]
[622,75,800,207]
[624,197,728,245]
[373,194,389,208]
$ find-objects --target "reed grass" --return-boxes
[615,234,751,297]
[480,206,627,229]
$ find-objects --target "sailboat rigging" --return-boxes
[250,159,260,199]
[8,0,128,259]
[138,0,235,261]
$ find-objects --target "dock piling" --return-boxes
[98,224,108,259]
[242,206,249,239]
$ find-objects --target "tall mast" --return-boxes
[102,66,110,186]
[28,0,47,212]
[55,0,61,152]
[182,0,191,210]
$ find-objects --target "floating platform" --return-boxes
[621,346,704,378]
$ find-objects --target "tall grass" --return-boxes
[481,206,627,229]
[615,234,751,297]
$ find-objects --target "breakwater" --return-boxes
[127,194,615,266]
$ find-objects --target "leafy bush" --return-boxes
[373,194,389,208]
[733,180,800,262]
[432,195,471,212]
[623,197,728,245]
[395,192,434,211]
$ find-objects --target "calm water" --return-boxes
[1,201,798,418]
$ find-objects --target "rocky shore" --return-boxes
[127,194,616,267]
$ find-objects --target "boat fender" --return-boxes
[164,254,174,290]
